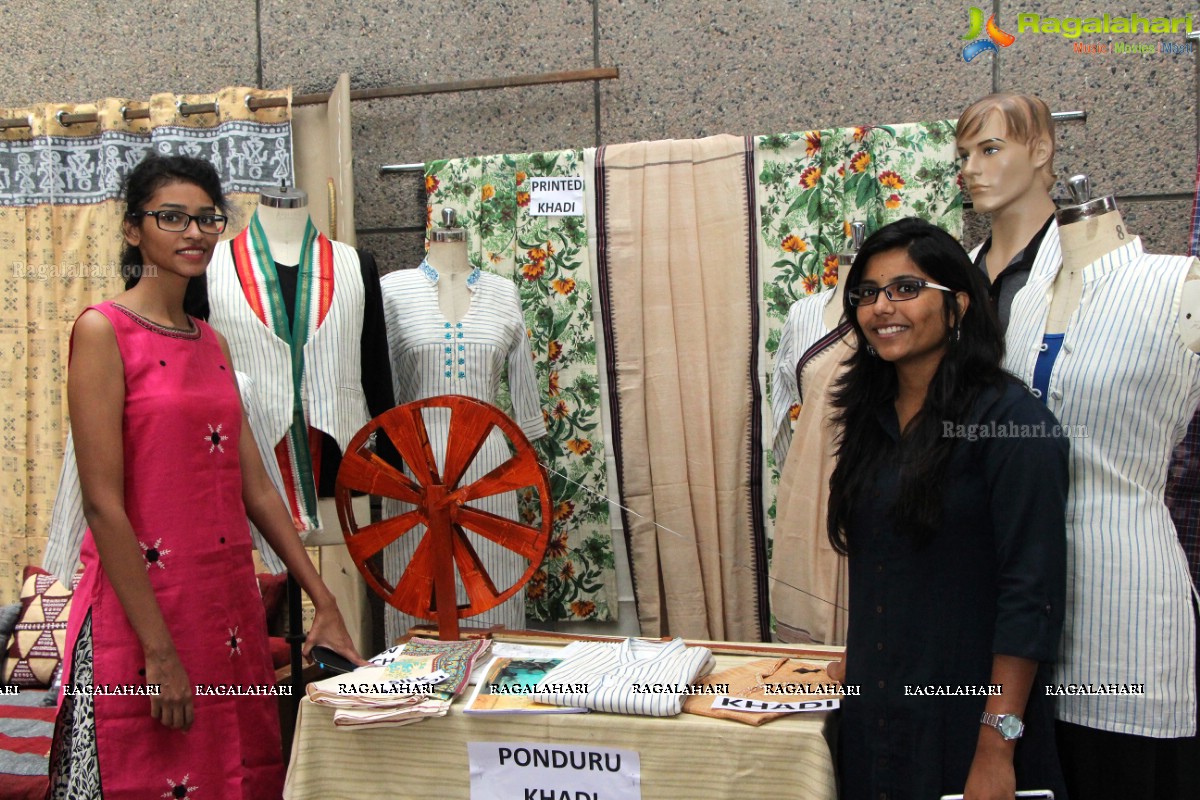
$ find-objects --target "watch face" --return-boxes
[998,715,1023,738]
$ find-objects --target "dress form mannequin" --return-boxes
[427,208,473,323]
[772,222,864,464]
[768,222,863,645]
[1049,175,1200,347]
[1003,174,1200,798]
[380,229,547,643]
[206,189,394,655]
[818,223,861,332]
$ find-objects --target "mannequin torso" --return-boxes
[821,281,846,331]
[255,200,309,266]
[1047,207,1200,350]
[426,239,474,324]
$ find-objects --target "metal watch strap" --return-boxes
[980,711,1025,740]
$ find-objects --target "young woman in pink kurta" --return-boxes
[46,154,363,799]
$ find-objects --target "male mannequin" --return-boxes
[956,93,1058,329]
[206,187,393,655]
[769,225,860,645]
[1003,178,1200,800]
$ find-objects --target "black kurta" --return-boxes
[838,380,1069,800]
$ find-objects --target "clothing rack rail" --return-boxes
[0,67,619,131]
[378,110,1088,176]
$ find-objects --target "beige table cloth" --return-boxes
[284,648,839,800]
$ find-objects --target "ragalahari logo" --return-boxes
[962,7,1016,61]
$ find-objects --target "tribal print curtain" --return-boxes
[0,87,293,603]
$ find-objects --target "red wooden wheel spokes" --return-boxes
[336,395,552,639]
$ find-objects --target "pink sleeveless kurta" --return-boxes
[56,301,283,799]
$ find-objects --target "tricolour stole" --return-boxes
[230,213,334,532]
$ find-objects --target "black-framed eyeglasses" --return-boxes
[847,278,954,307]
[132,209,228,235]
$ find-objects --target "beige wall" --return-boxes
[1,1,1193,271]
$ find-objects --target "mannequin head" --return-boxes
[956,93,1056,215]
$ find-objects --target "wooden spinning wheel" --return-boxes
[335,395,552,640]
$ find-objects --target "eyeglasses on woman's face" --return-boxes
[131,209,228,235]
[847,278,953,307]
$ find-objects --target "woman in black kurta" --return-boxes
[826,219,1069,800]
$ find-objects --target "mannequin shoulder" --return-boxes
[1180,257,1200,353]
[379,266,424,291]
[477,270,521,297]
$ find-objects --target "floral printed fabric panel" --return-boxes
[755,121,963,539]
[424,151,616,622]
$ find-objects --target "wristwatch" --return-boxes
[980,712,1024,740]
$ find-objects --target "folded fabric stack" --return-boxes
[307,637,492,728]
[529,637,714,717]
[369,637,492,700]
[682,657,841,726]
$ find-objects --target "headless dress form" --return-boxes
[378,248,546,643]
[1047,178,1200,338]
[1016,178,1200,799]
[771,234,859,645]
[207,191,393,655]
[256,197,307,266]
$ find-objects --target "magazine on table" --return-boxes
[463,656,589,715]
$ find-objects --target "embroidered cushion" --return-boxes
[3,566,81,689]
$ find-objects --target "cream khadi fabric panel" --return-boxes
[596,135,766,641]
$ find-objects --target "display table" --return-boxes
[283,637,842,800]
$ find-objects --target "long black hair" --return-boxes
[826,217,1005,554]
[120,153,227,320]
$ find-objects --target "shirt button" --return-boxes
[1062,343,1072,354]
[1050,390,1062,400]
[877,679,886,689]
[875,604,884,614]
[1039,342,1049,352]
[876,642,884,651]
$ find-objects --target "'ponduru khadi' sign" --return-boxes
[468,742,640,800]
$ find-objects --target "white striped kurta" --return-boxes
[1005,224,1200,737]
[529,638,715,716]
[380,263,545,643]
[771,291,838,467]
